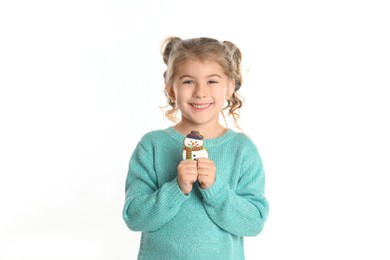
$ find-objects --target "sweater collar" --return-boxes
[165,126,237,148]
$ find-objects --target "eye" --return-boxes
[208,80,218,84]
[183,80,194,85]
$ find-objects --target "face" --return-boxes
[168,59,234,130]
[184,138,203,147]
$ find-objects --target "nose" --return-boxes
[193,83,207,99]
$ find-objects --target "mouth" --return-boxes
[190,103,213,109]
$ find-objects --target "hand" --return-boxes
[197,158,216,189]
[177,160,198,194]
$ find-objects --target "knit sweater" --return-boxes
[123,127,269,260]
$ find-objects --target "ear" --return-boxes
[166,84,176,101]
[226,79,235,100]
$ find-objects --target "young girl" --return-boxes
[123,36,269,260]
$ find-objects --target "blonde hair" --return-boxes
[161,36,244,128]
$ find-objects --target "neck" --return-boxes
[174,121,227,139]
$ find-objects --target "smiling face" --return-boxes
[184,137,203,148]
[168,59,234,132]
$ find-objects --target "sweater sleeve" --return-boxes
[122,142,189,232]
[199,150,269,237]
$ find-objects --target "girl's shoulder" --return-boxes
[225,129,259,148]
[138,127,182,146]
[139,129,166,140]
[205,129,261,155]
[230,130,256,143]
[233,131,260,151]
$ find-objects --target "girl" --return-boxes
[123,36,269,260]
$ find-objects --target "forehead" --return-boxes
[175,58,225,77]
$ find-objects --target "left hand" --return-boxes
[197,157,216,189]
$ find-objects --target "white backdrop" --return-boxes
[1,0,389,259]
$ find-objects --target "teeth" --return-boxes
[192,104,210,109]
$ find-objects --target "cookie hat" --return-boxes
[186,130,203,140]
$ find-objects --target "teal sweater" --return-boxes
[123,127,269,260]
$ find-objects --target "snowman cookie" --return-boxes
[182,130,208,160]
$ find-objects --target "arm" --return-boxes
[122,142,189,232]
[199,152,269,237]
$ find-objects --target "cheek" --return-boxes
[175,92,185,105]
[176,88,194,101]
[215,89,228,102]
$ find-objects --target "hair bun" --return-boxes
[161,36,182,65]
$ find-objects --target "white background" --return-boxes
[1,0,389,259]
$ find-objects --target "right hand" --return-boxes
[177,160,198,194]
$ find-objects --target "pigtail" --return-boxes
[161,36,181,65]
[222,41,244,129]
[160,36,182,123]
[161,36,182,81]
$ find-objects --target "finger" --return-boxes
[197,169,209,176]
[197,164,216,173]
[180,160,198,167]
[197,158,214,167]
[196,157,210,164]
[179,161,198,171]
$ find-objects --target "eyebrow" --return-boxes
[178,74,222,79]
